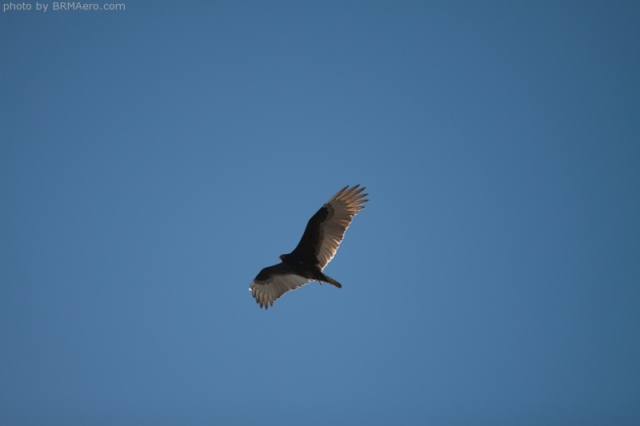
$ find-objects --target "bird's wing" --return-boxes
[291,185,368,270]
[249,263,311,309]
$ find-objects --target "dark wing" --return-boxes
[290,185,368,270]
[249,263,311,309]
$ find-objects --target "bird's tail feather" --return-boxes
[321,274,342,289]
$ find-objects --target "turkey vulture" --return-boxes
[249,185,368,309]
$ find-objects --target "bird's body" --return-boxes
[249,185,368,309]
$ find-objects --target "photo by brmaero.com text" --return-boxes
[3,2,126,12]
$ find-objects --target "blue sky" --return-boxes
[1,1,639,424]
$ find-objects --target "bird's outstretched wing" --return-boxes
[290,185,368,270]
[249,263,310,309]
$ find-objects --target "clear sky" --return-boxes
[1,1,639,424]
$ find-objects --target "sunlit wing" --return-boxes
[314,185,368,269]
[249,263,311,309]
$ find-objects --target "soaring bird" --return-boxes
[249,185,368,309]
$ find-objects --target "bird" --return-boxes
[249,185,368,309]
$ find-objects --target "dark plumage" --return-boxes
[249,185,368,309]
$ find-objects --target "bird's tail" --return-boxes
[321,274,342,289]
